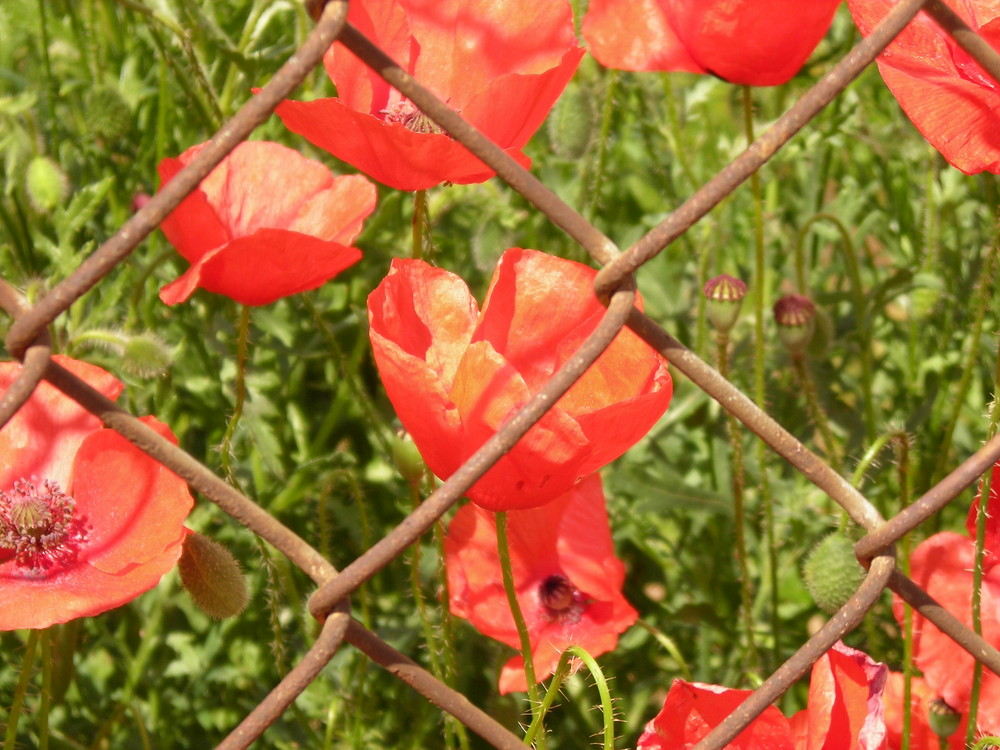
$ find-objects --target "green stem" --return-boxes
[793,213,875,440]
[39,629,51,750]
[932,248,997,484]
[524,647,615,750]
[412,190,427,260]
[966,330,1000,745]
[220,305,251,488]
[495,511,541,746]
[406,485,447,702]
[4,630,40,750]
[717,331,759,675]
[791,352,843,474]
[743,85,779,667]
[583,70,618,221]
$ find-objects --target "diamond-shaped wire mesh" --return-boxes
[3,0,1000,747]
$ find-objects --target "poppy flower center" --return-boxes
[380,99,445,135]
[0,477,86,576]
[539,574,586,623]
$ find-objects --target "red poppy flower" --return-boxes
[367,248,672,511]
[444,473,637,694]
[274,0,584,191]
[882,672,966,750]
[0,356,194,630]
[582,0,840,86]
[847,0,1000,174]
[157,140,377,306]
[637,642,888,749]
[892,461,1000,734]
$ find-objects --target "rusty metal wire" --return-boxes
[2,0,999,748]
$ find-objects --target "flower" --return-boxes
[0,356,194,630]
[157,140,377,306]
[274,0,584,191]
[892,460,1000,735]
[637,642,888,749]
[882,672,966,750]
[582,0,840,86]
[847,0,1000,174]
[367,248,672,511]
[444,473,637,694]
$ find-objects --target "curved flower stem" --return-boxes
[716,331,759,675]
[635,620,693,681]
[220,304,251,489]
[524,647,615,750]
[412,190,427,260]
[972,739,1000,749]
[967,335,1000,745]
[932,248,998,484]
[892,432,914,750]
[4,629,40,750]
[791,351,843,475]
[793,213,875,440]
[742,85,779,666]
[495,511,542,745]
[405,483,452,748]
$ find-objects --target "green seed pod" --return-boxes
[803,533,865,614]
[703,274,747,335]
[773,294,816,355]
[179,532,249,619]
[391,431,426,485]
[25,156,69,213]
[927,698,961,740]
[86,85,133,143]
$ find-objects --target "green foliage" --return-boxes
[0,1,998,748]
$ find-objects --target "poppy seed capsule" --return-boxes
[703,274,747,334]
[391,431,426,485]
[802,533,865,615]
[773,294,816,354]
[927,697,961,739]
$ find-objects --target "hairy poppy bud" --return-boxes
[179,532,249,619]
[25,156,69,213]
[803,533,865,614]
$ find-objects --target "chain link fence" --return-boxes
[2,0,1000,747]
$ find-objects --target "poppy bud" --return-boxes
[803,533,865,614]
[391,431,426,485]
[85,85,133,143]
[25,156,69,213]
[547,81,596,159]
[178,532,249,619]
[703,274,747,334]
[927,698,961,740]
[773,294,816,354]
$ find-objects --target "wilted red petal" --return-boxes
[636,680,794,750]
[848,0,1000,174]
[368,249,672,511]
[583,0,839,86]
[882,672,967,750]
[793,642,887,750]
[157,141,376,305]
[893,531,1000,731]
[0,358,193,631]
[445,474,637,694]
[277,0,582,190]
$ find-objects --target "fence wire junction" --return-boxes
[3,0,1000,747]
